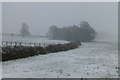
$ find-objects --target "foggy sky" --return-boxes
[0,2,1,33]
[2,2,118,40]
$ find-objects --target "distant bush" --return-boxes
[2,41,81,61]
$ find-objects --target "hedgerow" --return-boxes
[2,42,81,61]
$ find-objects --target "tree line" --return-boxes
[48,21,97,42]
[18,21,97,42]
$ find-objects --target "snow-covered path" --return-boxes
[2,42,118,78]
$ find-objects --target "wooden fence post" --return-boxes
[34,43,36,46]
[25,43,26,46]
[15,42,17,46]
[39,43,41,46]
[20,42,22,46]
[29,43,31,46]
[6,42,8,46]
[10,42,12,46]
[44,43,45,47]
[2,42,3,46]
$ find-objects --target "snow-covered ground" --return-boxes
[2,41,118,78]
[2,35,69,46]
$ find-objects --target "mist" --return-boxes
[2,2,118,42]
[2,2,118,78]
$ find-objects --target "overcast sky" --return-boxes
[2,2,118,40]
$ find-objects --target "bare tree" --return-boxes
[20,22,31,38]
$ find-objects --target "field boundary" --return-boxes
[2,41,81,61]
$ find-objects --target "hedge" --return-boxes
[2,41,81,61]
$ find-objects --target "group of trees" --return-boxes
[48,21,97,42]
[19,21,97,42]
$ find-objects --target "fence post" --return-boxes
[25,43,26,46]
[39,43,41,46]
[34,43,36,46]
[10,42,12,46]
[44,43,45,47]
[15,42,17,46]
[20,42,22,46]
[6,42,8,46]
[2,42,3,46]
[29,43,31,46]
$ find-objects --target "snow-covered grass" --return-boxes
[2,35,69,47]
[2,41,118,78]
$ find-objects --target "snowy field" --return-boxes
[2,41,118,78]
[1,35,69,46]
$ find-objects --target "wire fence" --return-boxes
[1,41,57,47]
[1,34,56,47]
